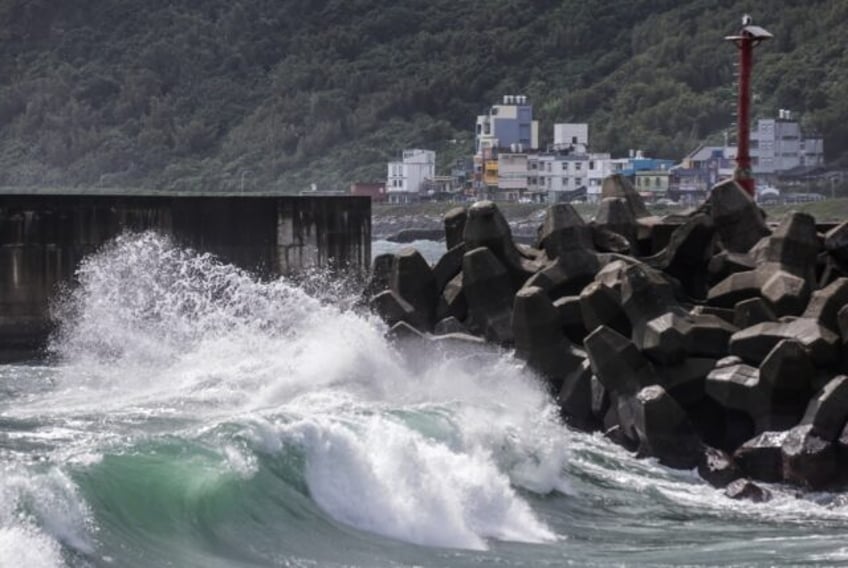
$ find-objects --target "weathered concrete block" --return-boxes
[707,250,757,286]
[709,179,770,253]
[705,363,762,415]
[686,398,755,453]
[643,213,715,300]
[837,423,848,484]
[698,446,743,488]
[685,313,738,359]
[463,200,534,290]
[690,305,736,326]
[840,305,848,342]
[818,253,848,289]
[516,243,544,261]
[429,332,487,348]
[632,385,702,469]
[802,277,848,333]
[557,358,598,431]
[781,424,837,489]
[437,272,468,323]
[591,226,632,254]
[579,281,630,337]
[710,214,819,317]
[583,326,658,397]
[391,248,438,330]
[595,197,637,246]
[523,251,599,299]
[619,263,690,364]
[443,206,467,250]
[432,243,465,293]
[601,174,650,219]
[638,313,689,365]
[760,268,810,317]
[433,316,468,336]
[763,212,819,282]
[716,355,744,368]
[759,339,814,392]
[362,253,395,299]
[387,321,427,342]
[513,286,584,393]
[824,221,848,265]
[657,357,717,406]
[799,375,848,441]
[370,289,419,329]
[733,430,789,483]
[733,297,777,329]
[620,262,678,320]
[461,247,514,344]
[729,319,840,367]
[553,295,589,344]
[538,203,594,259]
[724,478,772,502]
[590,375,610,421]
[707,270,761,309]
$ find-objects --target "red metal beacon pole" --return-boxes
[725,15,772,198]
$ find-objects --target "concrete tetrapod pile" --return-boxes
[367,175,848,501]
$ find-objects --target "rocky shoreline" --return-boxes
[365,175,848,501]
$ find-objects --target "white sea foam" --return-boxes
[38,232,567,550]
[0,466,94,568]
[9,231,848,559]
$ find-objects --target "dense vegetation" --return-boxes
[1,0,846,192]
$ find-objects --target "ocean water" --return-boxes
[372,239,447,264]
[2,233,848,568]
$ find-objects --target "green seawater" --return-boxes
[2,233,847,568]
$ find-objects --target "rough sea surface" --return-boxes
[2,233,848,568]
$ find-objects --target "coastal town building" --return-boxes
[751,110,824,174]
[395,98,828,205]
[349,182,388,202]
[553,123,589,153]
[474,95,540,157]
[386,149,436,203]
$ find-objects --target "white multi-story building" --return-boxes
[534,154,592,201]
[497,153,529,201]
[387,149,436,203]
[752,110,824,174]
[475,95,539,158]
[586,153,614,202]
[553,123,589,153]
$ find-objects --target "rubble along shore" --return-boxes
[365,174,848,501]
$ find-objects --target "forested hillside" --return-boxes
[0,0,846,192]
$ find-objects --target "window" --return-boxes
[572,136,578,144]
[575,162,582,171]
[575,178,583,186]
[589,160,595,170]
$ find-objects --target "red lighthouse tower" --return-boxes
[725,15,772,198]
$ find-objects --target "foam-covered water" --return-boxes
[2,233,848,567]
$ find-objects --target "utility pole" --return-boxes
[725,15,772,198]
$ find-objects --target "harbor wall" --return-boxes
[0,194,371,360]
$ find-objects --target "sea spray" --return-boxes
[3,233,848,567]
[34,233,568,551]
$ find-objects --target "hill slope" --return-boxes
[0,0,846,192]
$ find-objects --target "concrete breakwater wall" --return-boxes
[366,175,848,499]
[0,193,371,360]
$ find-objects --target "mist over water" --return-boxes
[2,233,848,567]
